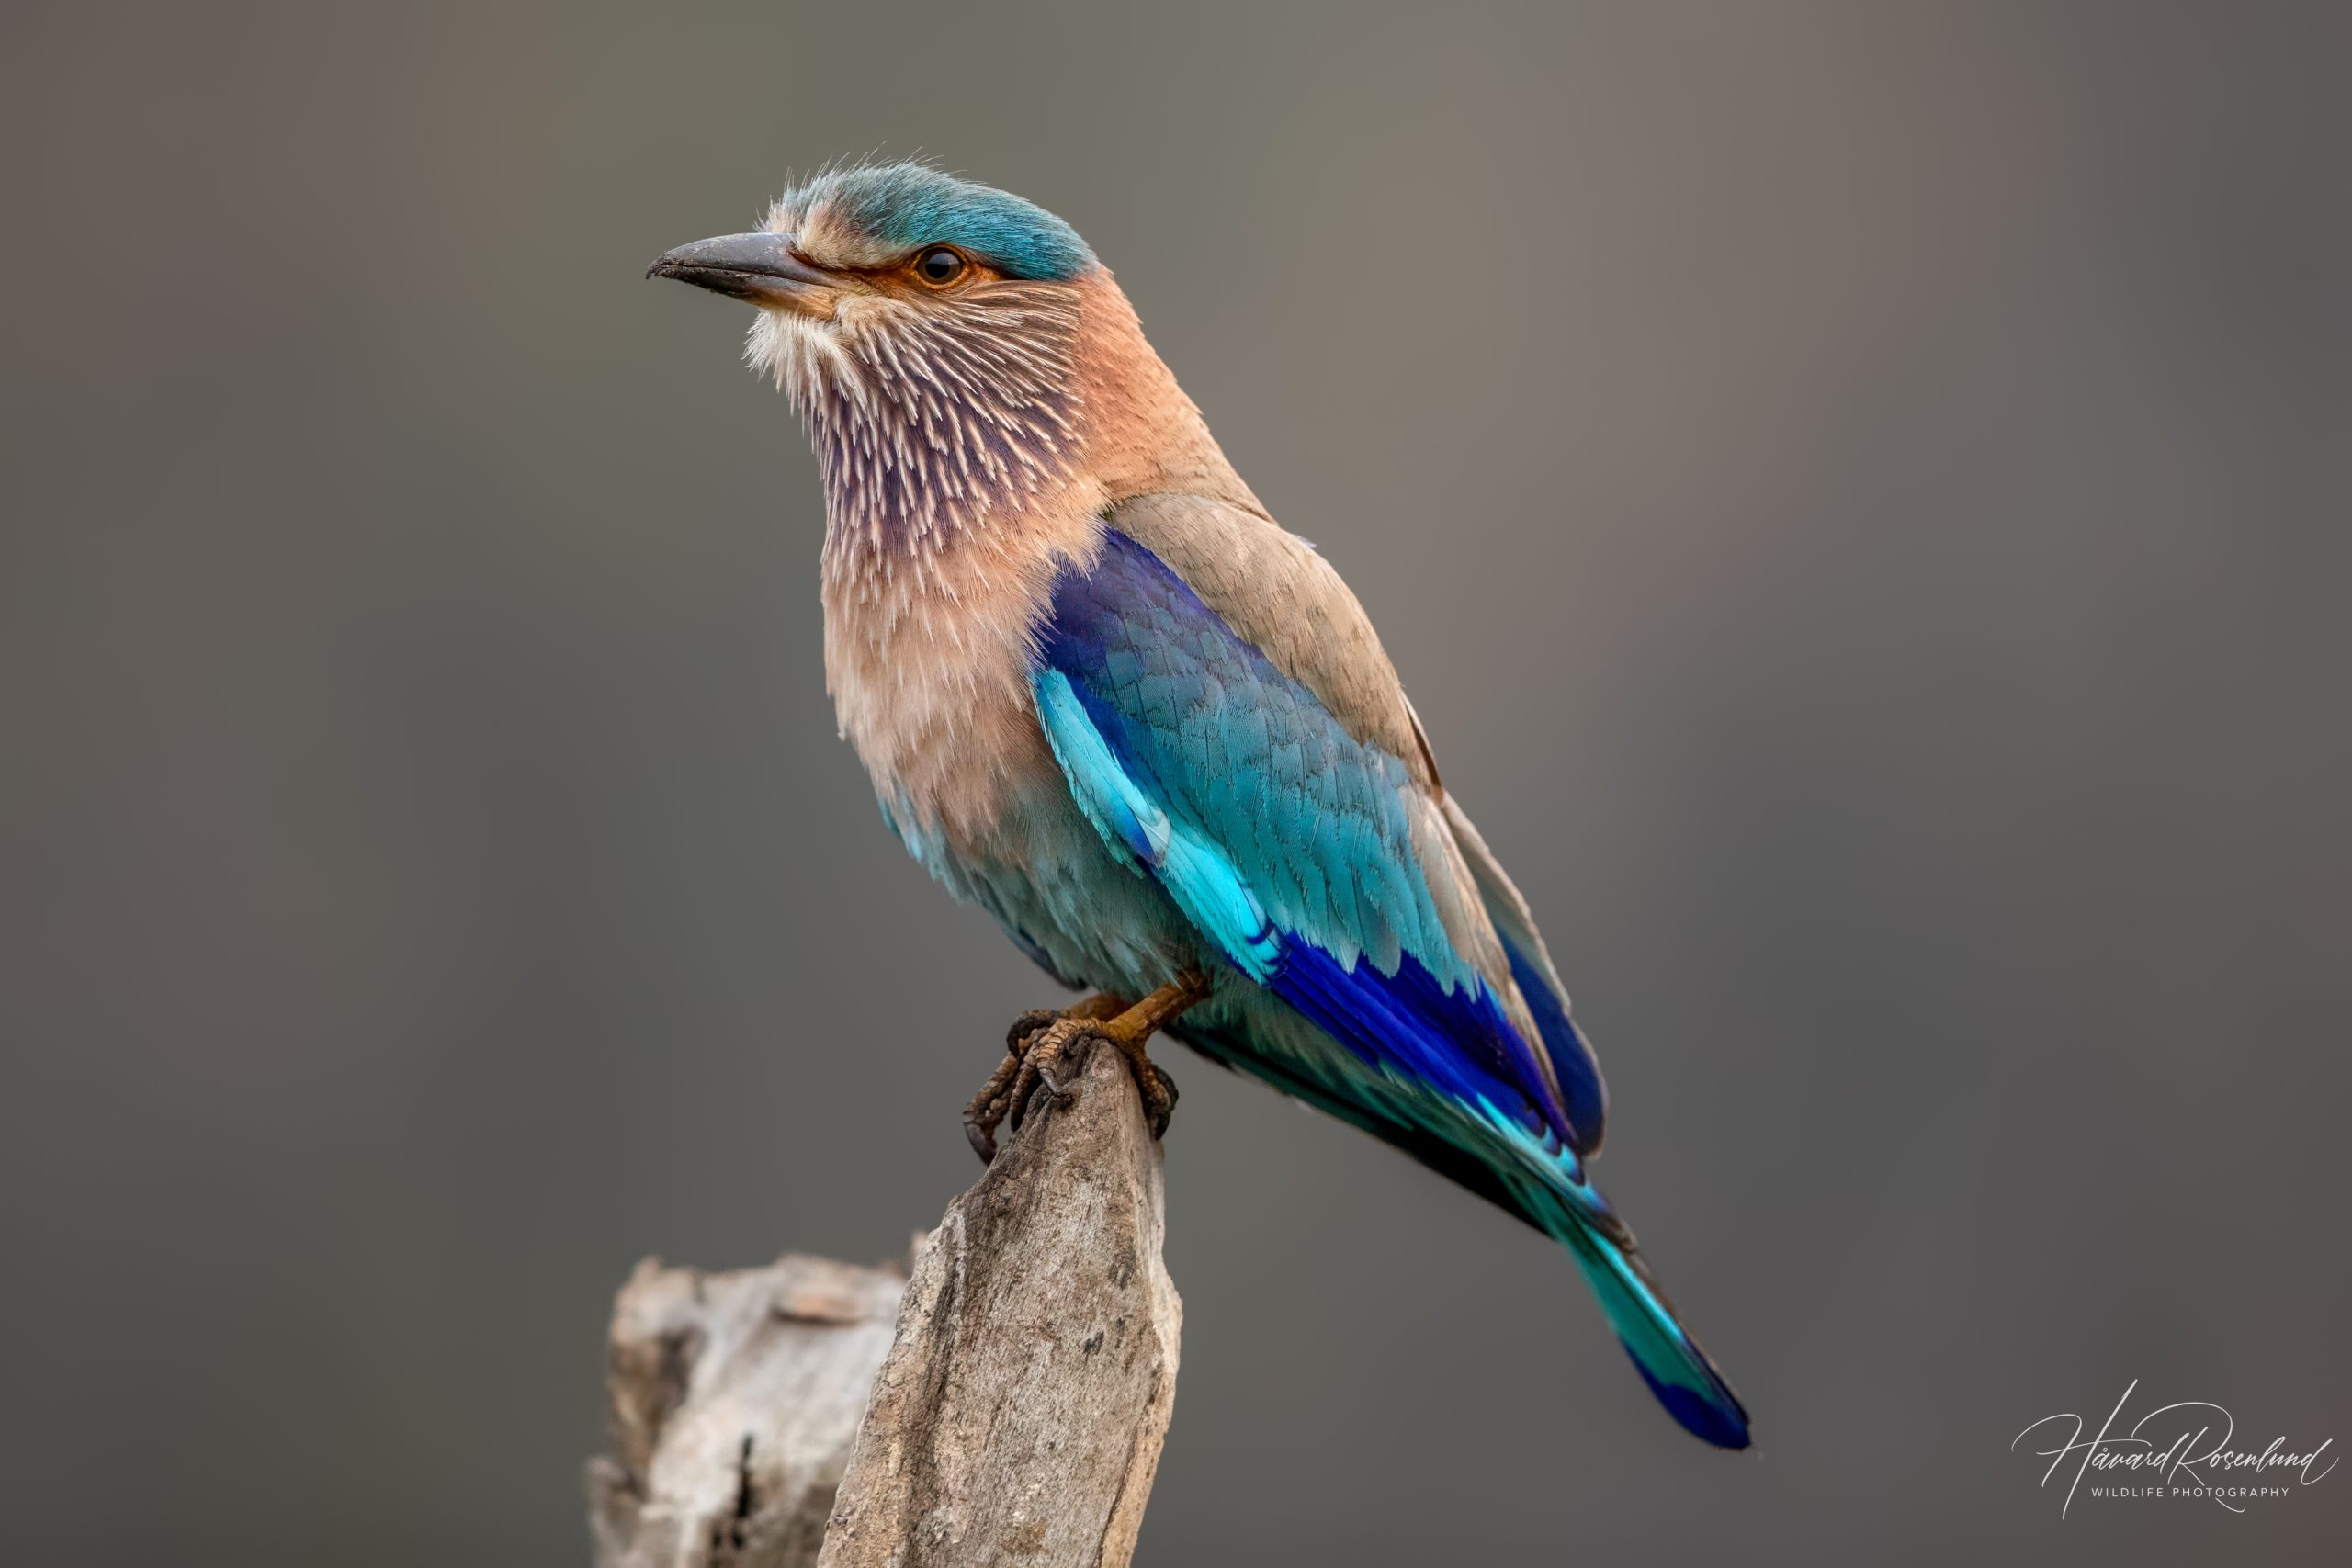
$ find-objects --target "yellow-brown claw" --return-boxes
[964,979,1204,1162]
[965,996,1128,1164]
[966,1078,1021,1163]
[1005,1009,1063,1054]
[1004,1017,1093,1134]
[1135,1057,1179,1138]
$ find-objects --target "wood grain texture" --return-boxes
[589,1252,909,1568]
[817,1037,1182,1568]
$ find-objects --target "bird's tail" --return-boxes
[1522,1170,1751,1450]
[1171,1013,1750,1449]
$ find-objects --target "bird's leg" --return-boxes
[1082,971,1209,1131]
[1002,971,1209,1152]
[963,993,1128,1162]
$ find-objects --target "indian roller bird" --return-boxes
[650,162,1750,1449]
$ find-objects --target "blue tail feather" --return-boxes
[1174,998,1752,1450]
[1536,1180,1750,1450]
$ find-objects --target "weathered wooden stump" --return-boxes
[590,1036,1182,1568]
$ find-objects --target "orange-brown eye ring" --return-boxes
[913,246,967,286]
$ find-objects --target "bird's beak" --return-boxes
[646,231,839,311]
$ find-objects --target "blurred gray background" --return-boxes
[6,2,2347,1562]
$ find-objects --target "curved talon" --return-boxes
[1032,1060,1073,1106]
[1140,1061,1180,1138]
[964,1116,998,1163]
[961,1052,1023,1163]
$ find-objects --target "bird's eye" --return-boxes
[914,246,967,286]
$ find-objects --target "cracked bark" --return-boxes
[589,1036,1182,1568]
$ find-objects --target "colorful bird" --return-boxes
[650,162,1749,1449]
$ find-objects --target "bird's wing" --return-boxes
[1029,508,1748,1450]
[1102,493,1606,1152]
[1432,785,1610,1154]
[1030,507,1596,1157]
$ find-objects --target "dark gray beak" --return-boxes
[646,231,836,306]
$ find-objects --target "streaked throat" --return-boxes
[748,287,1088,568]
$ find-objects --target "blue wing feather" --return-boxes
[1030,525,1747,1449]
[1508,940,1608,1153]
[1037,530,1568,1140]
[1438,791,1612,1156]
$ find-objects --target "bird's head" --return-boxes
[650,163,1129,547]
[652,162,1245,553]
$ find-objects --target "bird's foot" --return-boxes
[962,973,1209,1163]
[963,994,1125,1162]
